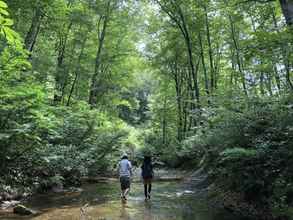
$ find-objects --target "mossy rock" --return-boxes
[13,205,36,215]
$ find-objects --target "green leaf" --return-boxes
[0,1,7,9]
[4,18,13,26]
[2,27,18,43]
[0,8,8,16]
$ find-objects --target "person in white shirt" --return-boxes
[118,153,132,201]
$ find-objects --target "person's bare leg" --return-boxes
[124,188,130,199]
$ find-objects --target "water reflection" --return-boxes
[118,200,156,220]
[143,201,152,220]
[119,203,130,220]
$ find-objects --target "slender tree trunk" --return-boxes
[24,5,43,53]
[284,58,293,91]
[89,6,110,106]
[230,47,236,86]
[156,0,200,103]
[174,75,183,141]
[266,72,273,96]
[273,64,282,92]
[54,22,73,103]
[183,70,193,133]
[178,8,200,103]
[162,97,167,145]
[67,35,88,106]
[228,14,248,96]
[279,0,293,26]
[183,102,188,137]
[260,72,265,95]
[214,42,221,89]
[198,32,209,95]
[183,99,188,136]
[272,9,282,92]
[61,37,78,104]
[272,8,293,92]
[173,58,183,141]
[204,5,215,93]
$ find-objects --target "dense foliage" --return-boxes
[141,0,293,218]
[0,0,145,192]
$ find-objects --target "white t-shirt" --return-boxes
[118,159,132,177]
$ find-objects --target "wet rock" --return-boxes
[0,188,25,201]
[93,198,100,202]
[67,187,83,193]
[183,190,194,194]
[1,200,20,209]
[52,183,64,193]
[156,176,184,181]
[13,205,36,215]
[62,168,82,187]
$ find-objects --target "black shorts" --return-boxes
[120,176,130,190]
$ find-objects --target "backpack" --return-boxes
[142,163,153,178]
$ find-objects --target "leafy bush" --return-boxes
[201,95,293,216]
[0,83,131,189]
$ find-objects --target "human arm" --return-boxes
[128,161,133,177]
[117,162,120,178]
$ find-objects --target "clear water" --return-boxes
[0,180,248,220]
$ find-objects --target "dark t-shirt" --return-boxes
[141,162,153,179]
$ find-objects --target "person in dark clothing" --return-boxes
[141,156,154,200]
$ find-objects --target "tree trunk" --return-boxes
[214,42,221,89]
[198,32,209,95]
[204,5,215,93]
[228,14,248,96]
[279,0,293,26]
[230,47,236,86]
[178,8,200,104]
[272,7,293,91]
[173,59,183,141]
[265,72,274,96]
[54,22,73,104]
[284,58,293,91]
[67,35,88,106]
[273,64,282,92]
[162,97,167,145]
[24,5,43,53]
[155,0,200,103]
[89,8,110,106]
[260,72,265,95]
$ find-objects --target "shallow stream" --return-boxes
[0,180,247,220]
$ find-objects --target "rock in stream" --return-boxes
[13,205,37,215]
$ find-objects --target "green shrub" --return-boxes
[204,95,293,215]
